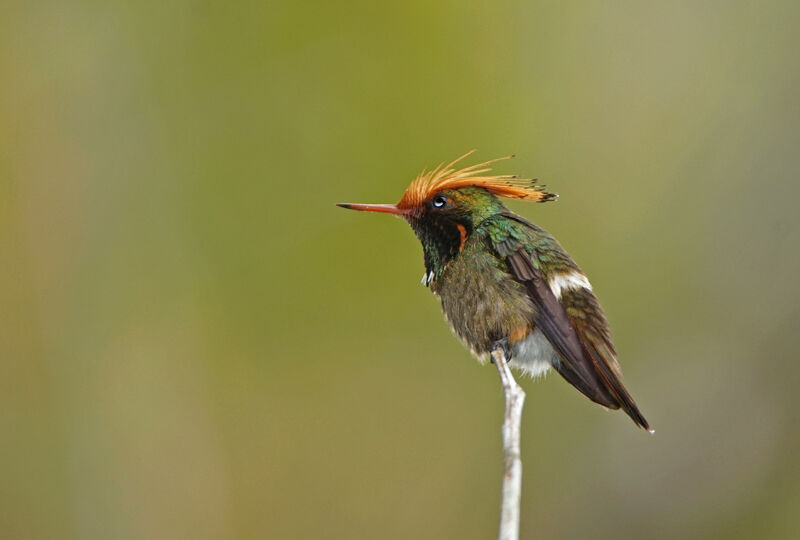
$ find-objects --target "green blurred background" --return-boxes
[3,1,799,539]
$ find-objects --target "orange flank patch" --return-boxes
[508,325,532,344]
[456,223,467,250]
[396,150,556,209]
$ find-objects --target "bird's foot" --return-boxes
[490,338,513,365]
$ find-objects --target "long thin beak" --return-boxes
[336,203,406,215]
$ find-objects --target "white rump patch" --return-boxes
[548,271,592,299]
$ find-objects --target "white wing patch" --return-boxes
[548,271,592,299]
[420,270,435,287]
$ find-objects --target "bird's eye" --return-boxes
[432,195,447,208]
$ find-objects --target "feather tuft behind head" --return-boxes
[396,150,557,209]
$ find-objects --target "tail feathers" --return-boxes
[588,349,651,431]
[553,350,651,431]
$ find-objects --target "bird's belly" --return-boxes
[510,328,556,378]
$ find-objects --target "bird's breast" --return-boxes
[431,242,534,361]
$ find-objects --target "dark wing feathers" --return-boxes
[506,251,621,408]
[561,287,650,430]
[503,247,650,431]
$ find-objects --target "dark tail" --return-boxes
[553,349,651,431]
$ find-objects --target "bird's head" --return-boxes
[338,151,556,279]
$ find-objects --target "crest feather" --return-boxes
[396,150,557,209]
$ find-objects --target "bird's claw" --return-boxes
[490,338,512,364]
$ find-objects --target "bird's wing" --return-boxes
[487,214,650,430]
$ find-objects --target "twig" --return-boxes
[491,345,526,540]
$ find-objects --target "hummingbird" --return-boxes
[338,151,650,431]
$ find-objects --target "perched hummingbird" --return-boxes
[338,151,650,430]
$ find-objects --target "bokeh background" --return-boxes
[3,1,799,539]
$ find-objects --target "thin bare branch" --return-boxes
[491,345,526,540]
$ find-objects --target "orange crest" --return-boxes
[396,150,556,209]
